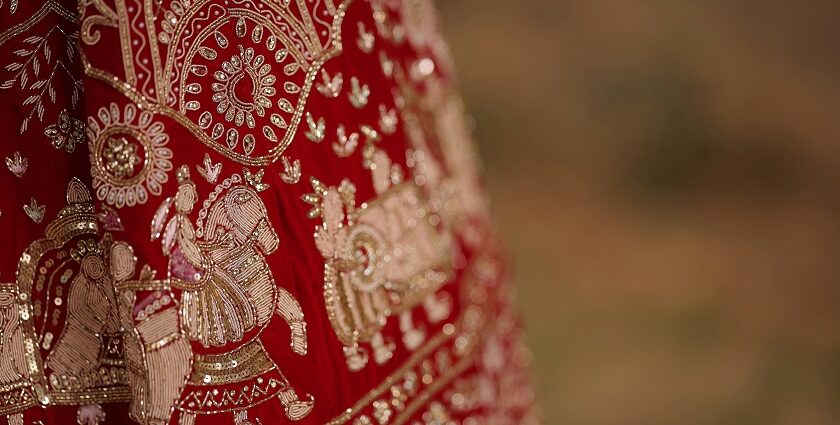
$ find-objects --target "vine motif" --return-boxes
[1,29,82,133]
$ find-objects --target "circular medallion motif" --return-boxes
[88,103,173,208]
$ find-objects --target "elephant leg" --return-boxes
[371,331,395,365]
[277,388,314,421]
[76,404,106,425]
[399,310,426,350]
[275,288,307,355]
[423,291,452,323]
[179,412,196,425]
[234,410,261,425]
[136,309,193,424]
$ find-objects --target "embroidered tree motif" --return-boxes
[2,28,82,133]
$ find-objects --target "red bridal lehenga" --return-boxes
[0,1,537,424]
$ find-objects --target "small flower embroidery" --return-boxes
[196,153,222,184]
[103,137,141,179]
[44,109,84,153]
[280,156,301,184]
[23,198,45,223]
[5,151,27,177]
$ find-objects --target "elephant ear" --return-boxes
[151,197,174,241]
[314,189,346,259]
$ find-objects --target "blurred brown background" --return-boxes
[438,1,840,424]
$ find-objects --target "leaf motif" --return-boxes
[151,197,174,240]
[71,86,80,105]
[162,217,179,253]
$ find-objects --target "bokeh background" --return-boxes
[437,1,840,424]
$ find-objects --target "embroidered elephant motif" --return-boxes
[308,149,453,371]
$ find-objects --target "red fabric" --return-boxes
[0,1,536,424]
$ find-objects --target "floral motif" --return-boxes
[196,153,222,184]
[1,27,82,134]
[44,109,84,153]
[88,103,173,208]
[304,166,454,371]
[22,198,44,223]
[103,137,140,179]
[5,152,27,178]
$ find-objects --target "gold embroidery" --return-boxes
[153,167,276,347]
[179,377,313,420]
[305,112,326,143]
[280,156,301,184]
[0,4,82,134]
[81,0,353,167]
[133,168,313,421]
[357,22,375,54]
[379,51,395,78]
[44,109,84,153]
[196,154,223,184]
[5,152,27,178]
[317,69,344,98]
[3,179,133,419]
[305,154,453,370]
[325,239,509,425]
[378,105,398,135]
[79,0,135,86]
[1,0,18,14]
[242,168,269,192]
[103,135,141,179]
[22,198,45,223]
[348,76,370,109]
[87,103,174,208]
[0,1,76,46]
[333,125,360,157]
[0,283,32,416]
